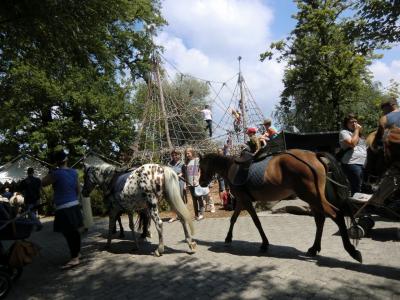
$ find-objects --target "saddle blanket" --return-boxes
[233,156,273,187]
[113,172,131,199]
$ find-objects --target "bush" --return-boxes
[89,188,108,216]
[39,186,54,216]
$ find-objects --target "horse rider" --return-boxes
[373,97,400,164]
[260,118,278,144]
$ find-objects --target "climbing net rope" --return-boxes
[128,55,265,165]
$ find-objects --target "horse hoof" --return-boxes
[224,238,232,244]
[260,243,269,252]
[352,250,363,263]
[306,248,319,257]
[189,241,197,252]
[154,249,162,257]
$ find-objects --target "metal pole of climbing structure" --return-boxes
[155,55,173,149]
[238,56,248,142]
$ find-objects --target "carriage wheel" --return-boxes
[348,224,365,239]
[0,270,12,299]
[358,216,375,230]
[358,216,375,234]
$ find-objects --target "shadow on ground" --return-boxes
[196,238,400,282]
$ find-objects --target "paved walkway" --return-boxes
[6,208,400,299]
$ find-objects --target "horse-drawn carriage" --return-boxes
[267,130,400,238]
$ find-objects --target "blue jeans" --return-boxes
[342,164,364,196]
[205,119,212,137]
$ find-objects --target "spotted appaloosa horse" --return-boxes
[199,150,362,263]
[82,163,196,256]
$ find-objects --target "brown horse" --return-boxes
[199,150,362,263]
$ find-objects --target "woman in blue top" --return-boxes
[42,150,83,269]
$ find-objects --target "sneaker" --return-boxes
[210,205,216,213]
[196,215,204,221]
[168,217,177,223]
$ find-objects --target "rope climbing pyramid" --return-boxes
[128,56,265,165]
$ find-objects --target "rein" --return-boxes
[326,176,349,189]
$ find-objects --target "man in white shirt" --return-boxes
[201,105,212,137]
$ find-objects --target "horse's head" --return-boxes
[82,163,117,197]
[199,153,220,187]
[82,164,99,197]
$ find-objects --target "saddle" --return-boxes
[234,144,270,164]
[229,148,273,187]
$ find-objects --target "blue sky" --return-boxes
[157,0,399,124]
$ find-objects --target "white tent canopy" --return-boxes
[0,152,121,185]
[0,155,50,184]
[81,152,122,167]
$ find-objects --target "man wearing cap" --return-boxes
[261,118,278,142]
[42,149,83,269]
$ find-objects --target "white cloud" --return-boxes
[157,0,284,125]
[369,59,400,89]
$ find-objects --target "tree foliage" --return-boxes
[262,0,375,132]
[261,0,400,133]
[352,0,400,52]
[0,0,165,163]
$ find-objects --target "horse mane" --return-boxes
[89,162,118,189]
[203,153,233,163]
[96,163,117,175]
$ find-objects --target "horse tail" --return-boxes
[163,167,194,235]
[316,152,353,216]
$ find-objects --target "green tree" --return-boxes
[0,0,166,163]
[352,0,400,52]
[262,0,372,132]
